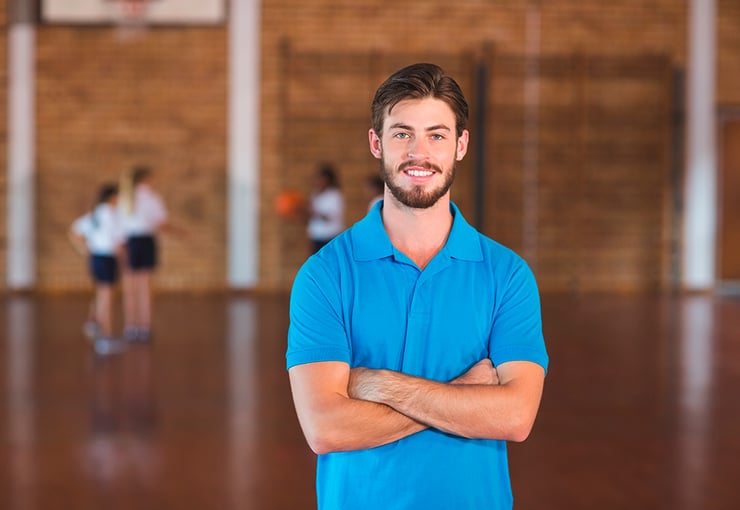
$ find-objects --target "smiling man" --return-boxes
[286,63,549,510]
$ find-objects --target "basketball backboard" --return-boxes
[41,0,225,25]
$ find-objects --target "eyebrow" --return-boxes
[389,123,452,132]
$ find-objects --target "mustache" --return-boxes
[398,161,442,173]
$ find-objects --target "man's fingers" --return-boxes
[452,358,498,385]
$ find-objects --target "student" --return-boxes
[119,165,171,342]
[365,173,385,211]
[69,182,126,355]
[287,63,548,510]
[306,163,345,253]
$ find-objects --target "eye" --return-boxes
[393,132,410,139]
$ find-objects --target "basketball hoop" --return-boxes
[109,0,150,37]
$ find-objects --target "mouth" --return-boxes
[405,169,435,177]
[400,161,440,178]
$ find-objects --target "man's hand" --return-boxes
[348,358,499,403]
[452,359,499,386]
[345,358,547,441]
[348,367,384,402]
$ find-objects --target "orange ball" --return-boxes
[274,190,306,219]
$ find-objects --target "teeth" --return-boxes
[407,169,433,177]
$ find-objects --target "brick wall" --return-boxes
[260,0,689,292]
[35,25,227,292]
[1,1,739,292]
[718,0,740,105]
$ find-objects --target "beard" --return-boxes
[380,157,456,209]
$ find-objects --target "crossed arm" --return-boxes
[288,358,545,455]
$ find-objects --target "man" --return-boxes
[286,63,548,510]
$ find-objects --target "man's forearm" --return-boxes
[308,396,427,454]
[288,362,427,455]
[349,363,544,442]
[350,368,493,438]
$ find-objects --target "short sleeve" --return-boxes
[72,215,91,238]
[146,192,168,228]
[286,255,351,369]
[488,259,549,373]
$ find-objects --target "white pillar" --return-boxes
[683,0,717,290]
[6,1,36,289]
[227,0,261,288]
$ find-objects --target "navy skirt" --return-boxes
[90,255,119,284]
[126,235,158,270]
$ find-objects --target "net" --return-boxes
[110,0,150,37]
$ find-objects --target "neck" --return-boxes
[381,193,453,269]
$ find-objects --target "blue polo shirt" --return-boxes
[287,201,548,510]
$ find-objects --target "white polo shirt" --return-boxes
[307,188,344,242]
[72,203,125,256]
[120,185,168,236]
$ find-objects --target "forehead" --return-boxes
[383,97,456,130]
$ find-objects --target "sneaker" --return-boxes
[93,337,127,356]
[83,320,100,339]
[136,328,152,343]
[125,327,152,343]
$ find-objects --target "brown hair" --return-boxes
[317,162,340,189]
[370,63,469,137]
[91,182,119,228]
[131,165,152,185]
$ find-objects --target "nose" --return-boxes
[407,137,430,160]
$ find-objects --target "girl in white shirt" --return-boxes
[69,183,126,353]
[119,166,171,342]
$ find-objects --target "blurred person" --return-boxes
[119,165,178,342]
[69,182,126,355]
[307,163,344,253]
[365,173,385,211]
[287,63,548,510]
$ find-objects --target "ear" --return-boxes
[456,129,470,161]
[368,129,382,160]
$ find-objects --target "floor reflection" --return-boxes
[1,293,738,510]
[677,294,714,510]
[6,297,35,510]
[227,297,258,508]
[81,344,160,491]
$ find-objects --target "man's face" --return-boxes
[369,97,469,209]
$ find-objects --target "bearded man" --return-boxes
[286,63,549,510]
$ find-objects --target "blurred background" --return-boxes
[1,0,738,295]
[2,1,740,509]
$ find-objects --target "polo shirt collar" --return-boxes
[352,201,483,262]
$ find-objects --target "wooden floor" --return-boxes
[1,292,739,509]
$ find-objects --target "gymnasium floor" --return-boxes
[1,291,739,509]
